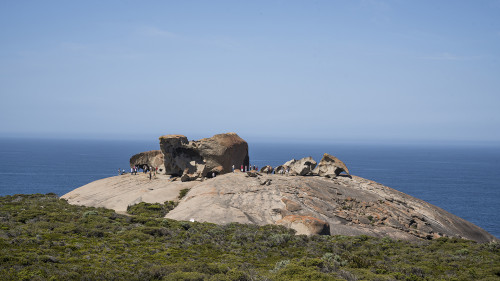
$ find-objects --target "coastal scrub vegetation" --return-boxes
[0,194,499,280]
[127,201,178,218]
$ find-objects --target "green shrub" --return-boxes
[163,271,206,281]
[178,189,190,200]
[0,194,499,281]
[126,201,178,218]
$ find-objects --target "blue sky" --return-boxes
[1,0,499,144]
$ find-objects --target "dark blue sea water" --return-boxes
[0,138,498,239]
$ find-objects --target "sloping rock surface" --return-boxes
[166,173,496,242]
[61,174,198,213]
[62,173,497,243]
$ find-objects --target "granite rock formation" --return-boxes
[276,215,331,235]
[165,173,497,242]
[283,157,318,176]
[129,150,165,172]
[159,133,249,180]
[62,170,498,242]
[63,135,497,242]
[312,153,350,178]
[260,165,274,174]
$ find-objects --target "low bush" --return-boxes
[127,201,178,218]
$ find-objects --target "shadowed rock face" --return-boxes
[129,150,164,171]
[159,133,249,180]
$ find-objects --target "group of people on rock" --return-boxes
[129,165,158,175]
[118,165,159,181]
[228,163,291,176]
[121,163,292,179]
[232,164,259,173]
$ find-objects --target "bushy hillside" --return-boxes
[0,194,499,280]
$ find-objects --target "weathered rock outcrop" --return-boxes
[312,153,350,178]
[62,172,497,243]
[62,136,497,243]
[129,150,165,171]
[159,133,249,180]
[281,157,317,176]
[260,165,274,174]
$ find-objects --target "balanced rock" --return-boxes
[159,133,249,181]
[313,153,350,178]
[129,150,164,171]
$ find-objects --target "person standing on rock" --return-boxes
[232,165,235,172]
[240,165,243,172]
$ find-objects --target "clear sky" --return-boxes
[1,0,499,144]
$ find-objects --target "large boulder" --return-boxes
[159,133,249,180]
[276,215,330,235]
[313,153,350,178]
[283,157,317,176]
[129,150,164,171]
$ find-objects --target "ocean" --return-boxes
[0,138,498,239]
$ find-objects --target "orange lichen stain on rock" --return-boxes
[281,198,302,212]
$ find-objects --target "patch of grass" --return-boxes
[178,188,190,199]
